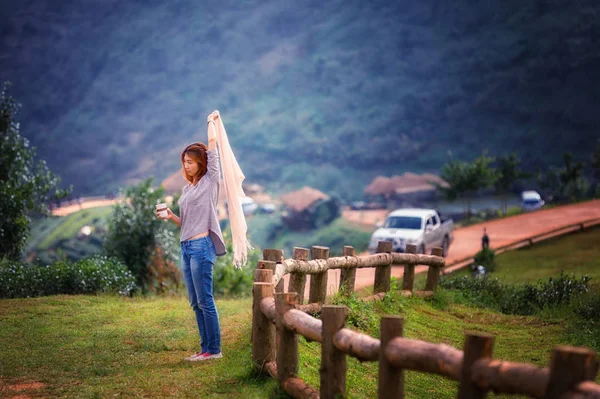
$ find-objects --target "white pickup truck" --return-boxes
[368,208,454,257]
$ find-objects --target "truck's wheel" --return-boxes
[442,236,449,258]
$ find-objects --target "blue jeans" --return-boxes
[181,236,221,354]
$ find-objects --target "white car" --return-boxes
[521,190,545,211]
[368,208,454,257]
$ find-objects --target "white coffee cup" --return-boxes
[156,203,168,218]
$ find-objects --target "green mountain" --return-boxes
[1,0,599,200]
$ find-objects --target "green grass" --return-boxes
[0,290,581,398]
[442,226,600,285]
[489,226,600,284]
[0,295,279,398]
[3,226,600,398]
[26,216,66,252]
[35,207,113,250]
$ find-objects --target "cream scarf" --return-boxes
[207,110,253,269]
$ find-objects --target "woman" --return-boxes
[157,112,226,362]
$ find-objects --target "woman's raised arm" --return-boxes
[207,111,218,151]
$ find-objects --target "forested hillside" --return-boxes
[1,0,598,199]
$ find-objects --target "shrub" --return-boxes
[572,287,600,320]
[330,293,378,332]
[0,256,137,298]
[535,272,590,308]
[440,272,591,316]
[212,231,261,297]
[104,178,176,292]
[473,247,496,272]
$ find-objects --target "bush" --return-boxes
[473,247,496,272]
[0,256,137,298]
[212,231,261,297]
[572,287,600,320]
[440,272,591,316]
[0,83,70,260]
[330,293,378,332]
[104,178,179,293]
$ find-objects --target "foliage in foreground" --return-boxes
[0,83,70,261]
[440,272,592,316]
[0,255,136,298]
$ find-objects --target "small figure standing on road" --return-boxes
[482,227,490,250]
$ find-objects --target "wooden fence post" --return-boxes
[425,247,444,292]
[252,278,275,375]
[374,241,393,294]
[276,292,299,385]
[321,305,349,399]
[254,268,273,284]
[457,332,494,399]
[309,246,329,304]
[339,246,356,296]
[379,315,404,399]
[544,345,599,399]
[264,249,285,292]
[251,267,274,343]
[258,259,282,293]
[403,244,417,293]
[288,247,309,304]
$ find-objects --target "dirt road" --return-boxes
[307,200,600,296]
[51,199,119,216]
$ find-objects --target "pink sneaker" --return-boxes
[192,352,223,361]
[184,352,204,361]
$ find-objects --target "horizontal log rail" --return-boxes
[269,251,445,288]
[334,328,380,362]
[252,270,600,399]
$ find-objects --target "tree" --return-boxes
[437,153,497,219]
[557,153,589,201]
[104,177,180,292]
[494,153,528,215]
[593,141,600,179]
[593,141,600,197]
[537,152,590,202]
[0,83,69,260]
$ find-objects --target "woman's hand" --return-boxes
[207,110,219,150]
[156,208,174,221]
[207,110,220,123]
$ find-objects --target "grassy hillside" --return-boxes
[0,293,574,398]
[26,207,113,263]
[2,226,599,397]
[439,226,600,285]
[1,0,599,199]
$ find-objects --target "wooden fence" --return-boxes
[251,244,600,398]
[258,242,445,307]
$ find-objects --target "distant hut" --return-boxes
[280,186,340,230]
[364,173,448,207]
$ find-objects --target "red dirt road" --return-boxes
[306,200,600,297]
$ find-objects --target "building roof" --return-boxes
[280,186,329,212]
[364,173,448,196]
